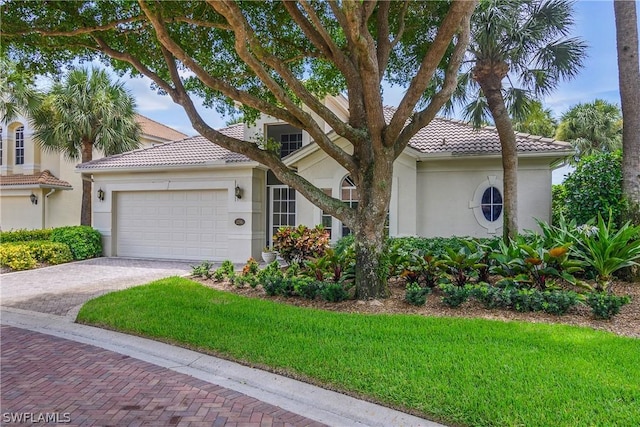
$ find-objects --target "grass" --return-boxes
[77,277,640,427]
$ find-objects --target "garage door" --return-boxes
[116,190,228,261]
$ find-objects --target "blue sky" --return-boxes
[123,1,636,137]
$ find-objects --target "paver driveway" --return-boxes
[0,257,192,315]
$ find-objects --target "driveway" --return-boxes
[0,257,192,316]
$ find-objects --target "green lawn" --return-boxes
[77,277,640,427]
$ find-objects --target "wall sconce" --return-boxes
[235,185,242,199]
[97,188,105,201]
[30,193,38,205]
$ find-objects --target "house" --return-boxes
[0,114,188,230]
[77,96,572,263]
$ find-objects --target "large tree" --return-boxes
[512,99,557,138]
[613,0,640,208]
[1,1,476,299]
[31,67,141,226]
[0,57,41,123]
[555,99,622,162]
[450,0,586,241]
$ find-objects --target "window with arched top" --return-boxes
[15,126,24,165]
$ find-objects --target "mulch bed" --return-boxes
[193,277,640,339]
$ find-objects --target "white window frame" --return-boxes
[269,185,297,247]
[469,176,504,234]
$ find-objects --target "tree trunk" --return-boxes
[80,141,93,226]
[614,0,640,207]
[352,156,394,299]
[474,62,518,242]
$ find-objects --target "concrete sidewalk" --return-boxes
[1,307,441,427]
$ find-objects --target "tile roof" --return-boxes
[0,170,73,189]
[77,124,249,170]
[382,107,571,155]
[135,114,189,141]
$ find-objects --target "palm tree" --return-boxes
[512,100,557,138]
[0,57,41,123]
[614,0,640,209]
[452,0,586,241]
[31,67,141,225]
[555,99,622,162]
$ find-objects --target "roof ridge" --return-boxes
[136,113,188,138]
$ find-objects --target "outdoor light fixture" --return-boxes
[30,193,38,205]
[235,185,242,199]
[97,188,105,201]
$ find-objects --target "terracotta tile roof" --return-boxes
[77,124,249,170]
[136,114,189,141]
[0,170,73,189]
[382,106,571,155]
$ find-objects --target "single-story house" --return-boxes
[77,96,572,263]
[0,114,188,230]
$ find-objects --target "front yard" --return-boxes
[78,277,640,427]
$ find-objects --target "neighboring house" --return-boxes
[0,114,187,230]
[78,96,572,263]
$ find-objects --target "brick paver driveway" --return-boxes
[0,258,192,315]
[1,326,325,427]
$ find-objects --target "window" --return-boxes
[280,133,302,157]
[340,175,358,237]
[15,126,24,165]
[321,188,333,240]
[481,186,502,222]
[470,176,503,233]
[0,127,3,166]
[269,186,296,246]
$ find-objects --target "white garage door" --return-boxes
[116,190,228,261]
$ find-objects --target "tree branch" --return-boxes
[386,0,477,143]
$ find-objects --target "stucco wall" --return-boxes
[91,165,265,263]
[293,143,417,242]
[416,156,553,238]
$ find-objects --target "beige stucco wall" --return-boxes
[416,156,553,238]
[292,141,418,243]
[91,165,266,263]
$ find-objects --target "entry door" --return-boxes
[269,185,296,246]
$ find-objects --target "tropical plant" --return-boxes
[439,245,486,287]
[568,213,640,291]
[439,283,471,307]
[191,261,214,279]
[30,67,141,225]
[512,99,557,138]
[448,0,586,241]
[586,292,631,320]
[404,283,430,306]
[555,99,623,162]
[273,225,329,265]
[0,57,42,123]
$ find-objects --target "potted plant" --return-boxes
[261,246,277,263]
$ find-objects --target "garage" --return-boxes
[116,190,229,261]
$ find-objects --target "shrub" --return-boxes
[24,241,73,265]
[586,292,631,320]
[319,282,349,302]
[551,184,568,226]
[294,279,322,300]
[0,245,37,270]
[213,260,236,281]
[50,226,102,260]
[191,261,214,279]
[242,257,260,276]
[470,283,515,309]
[512,288,544,312]
[541,290,580,315]
[273,225,329,264]
[439,283,470,307]
[404,283,430,306]
[563,151,624,226]
[0,228,52,243]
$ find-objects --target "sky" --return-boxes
[71,1,638,182]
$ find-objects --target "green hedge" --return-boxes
[0,241,73,270]
[0,228,53,243]
[50,226,102,260]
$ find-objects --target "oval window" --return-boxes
[480,186,502,222]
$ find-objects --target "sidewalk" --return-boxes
[1,307,441,427]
